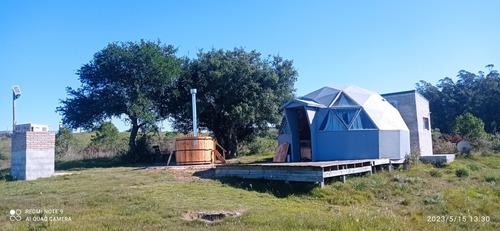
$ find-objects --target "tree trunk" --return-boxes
[129,118,140,160]
[228,139,238,158]
[227,130,238,158]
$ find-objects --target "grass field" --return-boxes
[0,151,499,230]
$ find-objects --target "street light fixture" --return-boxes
[12,86,21,132]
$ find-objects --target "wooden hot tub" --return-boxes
[175,136,214,165]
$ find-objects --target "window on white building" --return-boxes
[423,117,430,130]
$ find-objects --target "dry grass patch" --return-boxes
[183,210,243,222]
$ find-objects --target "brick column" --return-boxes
[11,131,55,180]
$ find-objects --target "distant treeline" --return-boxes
[417,65,499,134]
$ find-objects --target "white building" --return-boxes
[381,90,433,156]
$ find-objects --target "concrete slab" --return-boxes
[53,172,73,176]
[419,154,455,164]
[390,159,406,164]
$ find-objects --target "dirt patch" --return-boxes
[143,167,215,181]
[183,211,242,222]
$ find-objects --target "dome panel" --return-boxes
[342,86,376,105]
[350,109,377,129]
[314,93,339,106]
[333,108,360,127]
[319,110,347,131]
[362,95,408,130]
[332,93,358,107]
[302,87,340,106]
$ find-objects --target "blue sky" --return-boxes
[1,0,499,132]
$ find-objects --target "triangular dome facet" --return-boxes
[334,108,360,127]
[332,93,358,107]
[302,87,340,106]
[319,110,347,131]
[350,109,377,129]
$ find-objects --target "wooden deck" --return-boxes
[215,159,396,188]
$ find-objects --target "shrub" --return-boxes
[406,151,420,167]
[55,128,77,157]
[484,173,499,183]
[466,163,480,171]
[350,181,367,191]
[457,148,473,159]
[433,141,456,154]
[395,183,409,192]
[442,134,468,143]
[432,128,462,154]
[431,128,443,140]
[455,167,470,178]
[452,113,487,141]
[238,136,277,156]
[423,193,444,204]
[393,175,424,184]
[473,138,493,152]
[91,122,124,152]
[429,169,443,178]
[82,145,106,159]
[479,150,493,157]
[491,133,500,152]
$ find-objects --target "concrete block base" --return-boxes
[12,150,54,180]
[419,154,455,164]
[11,131,55,180]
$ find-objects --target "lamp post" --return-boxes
[191,89,197,137]
[12,86,21,132]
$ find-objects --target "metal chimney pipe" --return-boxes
[191,89,197,137]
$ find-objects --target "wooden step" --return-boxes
[214,150,226,164]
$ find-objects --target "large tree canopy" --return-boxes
[57,40,181,156]
[168,48,297,157]
[417,65,500,134]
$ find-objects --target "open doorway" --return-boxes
[297,108,312,161]
[285,106,313,162]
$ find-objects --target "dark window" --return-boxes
[423,117,430,130]
[332,93,358,107]
[350,110,377,129]
[319,110,347,131]
[320,108,377,131]
[333,108,360,127]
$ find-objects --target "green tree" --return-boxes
[168,48,297,157]
[55,128,76,156]
[476,68,500,133]
[417,65,500,133]
[416,79,456,133]
[452,113,486,140]
[91,122,121,152]
[57,40,181,158]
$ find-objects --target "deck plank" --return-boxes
[215,159,393,186]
